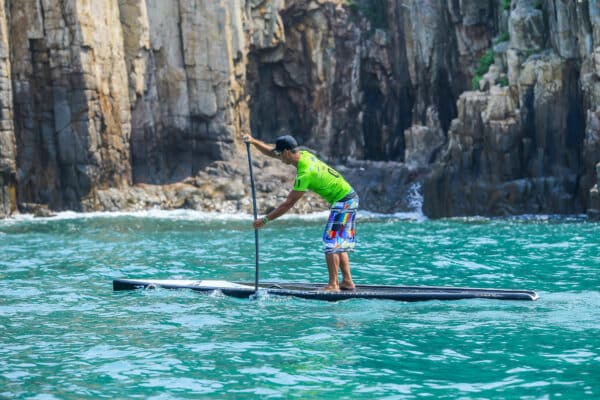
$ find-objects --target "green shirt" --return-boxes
[292,151,352,204]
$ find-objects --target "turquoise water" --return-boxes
[1,211,599,399]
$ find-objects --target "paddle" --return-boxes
[245,141,260,293]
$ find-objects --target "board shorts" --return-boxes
[322,190,358,254]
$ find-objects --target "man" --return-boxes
[243,133,359,292]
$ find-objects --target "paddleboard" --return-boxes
[113,278,539,302]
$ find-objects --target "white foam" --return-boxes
[194,280,254,289]
[1,183,428,224]
[360,210,426,221]
[51,209,251,221]
[356,182,427,222]
[125,279,254,289]
[446,214,588,223]
[1,206,586,226]
[407,182,425,218]
[0,208,334,224]
[249,288,274,302]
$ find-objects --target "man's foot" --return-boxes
[340,281,355,291]
[322,284,340,292]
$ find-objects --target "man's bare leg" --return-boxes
[339,252,355,290]
[324,253,340,291]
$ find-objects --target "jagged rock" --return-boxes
[509,1,545,52]
[546,0,579,59]
[122,0,252,184]
[581,44,600,211]
[589,186,600,220]
[590,162,600,220]
[479,64,501,91]
[0,1,15,218]
[338,159,427,214]
[494,40,509,72]
[249,0,285,50]
[423,67,584,218]
[481,85,518,122]
[221,179,247,201]
[8,0,131,211]
[404,125,441,166]
[506,0,545,84]
[18,202,56,218]
[404,107,444,166]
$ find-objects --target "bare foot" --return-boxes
[322,284,340,292]
[340,281,355,291]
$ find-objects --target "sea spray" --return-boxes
[406,182,425,219]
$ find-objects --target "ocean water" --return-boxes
[1,210,599,399]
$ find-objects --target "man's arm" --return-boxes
[243,133,278,159]
[254,190,304,228]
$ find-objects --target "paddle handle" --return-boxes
[246,141,260,293]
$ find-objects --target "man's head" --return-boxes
[273,135,298,156]
[273,135,300,165]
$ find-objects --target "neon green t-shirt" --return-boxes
[292,151,352,204]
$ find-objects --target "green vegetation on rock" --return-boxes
[494,31,510,45]
[472,49,495,91]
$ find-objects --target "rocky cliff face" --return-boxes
[424,0,600,218]
[7,0,133,212]
[0,1,16,216]
[248,0,600,218]
[0,0,598,219]
[0,0,254,217]
[247,0,497,161]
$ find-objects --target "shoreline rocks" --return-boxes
[78,152,428,217]
[589,162,600,220]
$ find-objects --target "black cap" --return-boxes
[274,135,298,154]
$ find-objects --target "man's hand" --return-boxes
[252,191,303,230]
[253,218,266,229]
[242,134,278,158]
[242,133,254,144]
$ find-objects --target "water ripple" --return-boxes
[0,215,599,398]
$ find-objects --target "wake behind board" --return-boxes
[113,278,539,302]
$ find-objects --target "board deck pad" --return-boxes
[113,278,539,302]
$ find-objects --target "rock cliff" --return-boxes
[424,0,599,218]
[0,0,598,219]
[0,1,15,217]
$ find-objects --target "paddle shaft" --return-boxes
[246,142,260,292]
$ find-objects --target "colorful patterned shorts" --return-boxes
[323,191,359,254]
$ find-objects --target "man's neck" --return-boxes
[290,151,301,167]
